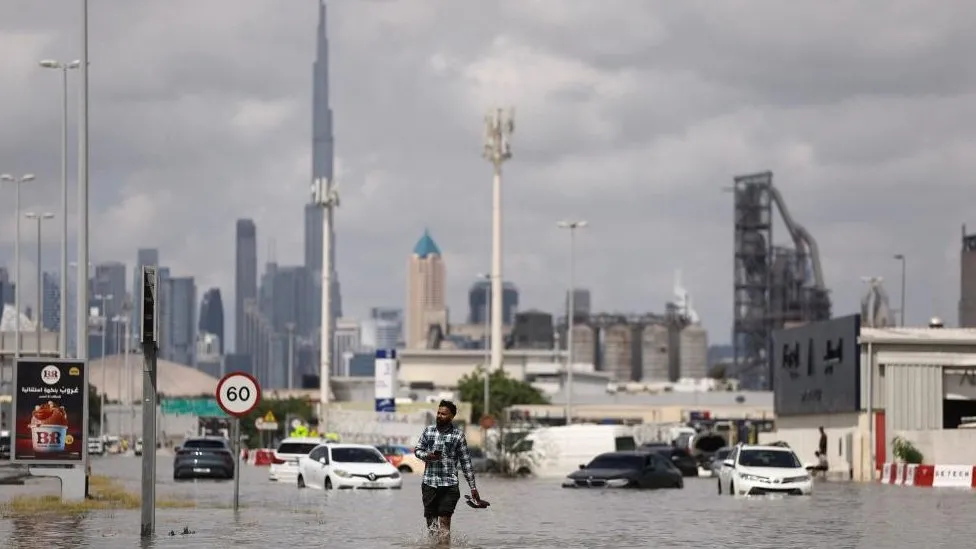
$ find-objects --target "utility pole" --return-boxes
[311,177,339,430]
[139,266,158,538]
[558,221,588,424]
[482,108,514,375]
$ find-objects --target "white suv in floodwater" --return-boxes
[717,444,812,496]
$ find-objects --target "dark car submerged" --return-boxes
[562,451,684,489]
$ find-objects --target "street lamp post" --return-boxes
[26,212,54,355]
[39,59,80,357]
[1,174,36,357]
[95,293,113,437]
[894,254,906,326]
[557,220,588,424]
[476,273,491,419]
[482,108,514,376]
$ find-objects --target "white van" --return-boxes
[508,424,638,478]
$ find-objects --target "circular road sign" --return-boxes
[216,372,262,417]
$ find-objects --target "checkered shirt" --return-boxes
[414,424,477,490]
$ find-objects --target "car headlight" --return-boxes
[333,469,351,478]
[738,474,767,482]
[606,478,631,487]
[786,475,811,483]
[390,472,400,479]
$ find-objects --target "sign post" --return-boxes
[140,266,159,538]
[215,371,261,513]
[374,349,397,413]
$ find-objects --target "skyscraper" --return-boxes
[235,219,257,352]
[305,0,342,342]
[42,271,59,331]
[468,280,519,325]
[198,287,225,354]
[407,230,447,348]
[163,276,196,366]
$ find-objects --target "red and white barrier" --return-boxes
[247,448,274,466]
[880,463,976,488]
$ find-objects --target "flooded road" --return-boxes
[1,454,974,548]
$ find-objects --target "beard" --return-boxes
[436,417,451,428]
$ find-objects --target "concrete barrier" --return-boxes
[249,449,274,466]
[880,463,975,488]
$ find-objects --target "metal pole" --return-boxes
[140,343,157,537]
[483,108,513,376]
[59,65,69,357]
[482,279,490,419]
[233,417,241,512]
[124,317,130,442]
[900,257,907,327]
[78,0,91,364]
[566,231,575,424]
[313,177,338,430]
[99,295,111,438]
[15,181,22,358]
[286,323,295,390]
[35,217,42,355]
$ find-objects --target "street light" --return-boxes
[40,59,80,358]
[1,173,36,356]
[476,273,491,420]
[894,254,906,327]
[68,261,94,358]
[557,220,588,424]
[95,293,113,437]
[25,212,55,354]
[482,108,514,377]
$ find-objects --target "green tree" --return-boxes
[457,368,549,421]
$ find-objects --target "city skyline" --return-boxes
[3,1,975,348]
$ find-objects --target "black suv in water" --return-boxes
[173,437,235,480]
[563,451,684,489]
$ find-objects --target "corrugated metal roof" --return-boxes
[859,327,976,344]
[545,390,774,407]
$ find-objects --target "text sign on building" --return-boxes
[11,358,88,465]
[374,349,397,413]
[772,314,861,416]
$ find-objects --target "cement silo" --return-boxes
[641,324,669,381]
[679,324,708,379]
[603,323,633,382]
[570,323,597,366]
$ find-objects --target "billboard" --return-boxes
[374,349,397,413]
[12,358,88,464]
[772,315,860,416]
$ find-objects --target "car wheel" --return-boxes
[398,465,412,473]
[297,475,306,489]
[324,477,333,490]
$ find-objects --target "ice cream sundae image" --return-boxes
[30,401,69,453]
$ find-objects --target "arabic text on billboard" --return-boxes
[13,358,87,464]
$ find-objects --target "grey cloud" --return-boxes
[2,0,975,347]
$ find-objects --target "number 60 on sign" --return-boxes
[216,372,262,417]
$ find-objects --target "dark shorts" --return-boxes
[422,483,461,518]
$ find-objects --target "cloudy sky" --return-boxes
[2,0,975,348]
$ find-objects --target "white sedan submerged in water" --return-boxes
[717,444,812,496]
[297,443,402,490]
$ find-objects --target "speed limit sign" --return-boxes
[215,372,261,417]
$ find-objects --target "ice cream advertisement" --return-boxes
[13,358,86,463]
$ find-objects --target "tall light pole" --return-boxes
[894,254,906,327]
[26,212,55,355]
[78,0,92,365]
[476,273,491,419]
[311,177,339,428]
[557,220,588,424]
[285,322,296,390]
[482,108,514,375]
[1,173,36,357]
[95,293,113,437]
[39,59,80,358]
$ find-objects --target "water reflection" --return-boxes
[1,456,975,548]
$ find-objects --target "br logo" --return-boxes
[41,365,61,385]
[35,430,63,445]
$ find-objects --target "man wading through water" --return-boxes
[414,400,483,545]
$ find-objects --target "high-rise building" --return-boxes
[333,318,361,377]
[565,288,592,321]
[468,280,519,325]
[407,230,447,348]
[94,262,126,319]
[235,219,257,352]
[304,0,342,345]
[0,267,15,308]
[41,271,59,331]
[163,276,196,366]
[198,287,224,354]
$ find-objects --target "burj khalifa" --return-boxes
[305,0,342,346]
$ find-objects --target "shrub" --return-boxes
[892,436,924,464]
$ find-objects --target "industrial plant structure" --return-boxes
[732,171,832,390]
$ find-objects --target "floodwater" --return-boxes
[1,455,974,548]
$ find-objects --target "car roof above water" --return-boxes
[737,444,794,452]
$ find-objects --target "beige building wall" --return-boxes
[406,232,447,348]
